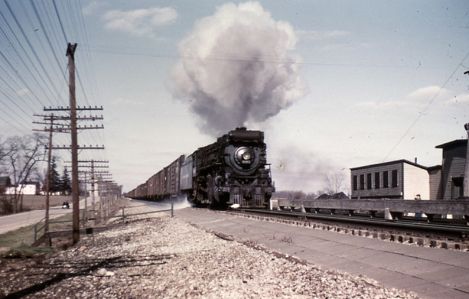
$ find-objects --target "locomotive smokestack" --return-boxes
[464,123,469,197]
[170,2,305,136]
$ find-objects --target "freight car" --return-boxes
[126,127,275,208]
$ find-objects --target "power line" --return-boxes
[383,50,469,161]
[0,63,37,109]
[0,11,57,106]
[84,44,450,70]
[0,77,35,116]
[4,0,63,105]
[0,110,30,133]
[51,0,68,42]
[0,49,52,108]
[29,0,67,83]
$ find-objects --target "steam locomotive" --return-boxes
[126,127,275,208]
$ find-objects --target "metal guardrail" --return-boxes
[32,202,174,244]
[113,202,174,222]
[275,198,469,217]
[33,217,46,243]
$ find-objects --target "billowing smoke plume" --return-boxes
[171,2,305,135]
[273,148,330,192]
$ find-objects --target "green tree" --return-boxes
[48,156,61,193]
[61,167,71,195]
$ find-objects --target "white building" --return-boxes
[350,160,431,200]
[5,183,40,195]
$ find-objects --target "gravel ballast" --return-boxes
[0,209,419,298]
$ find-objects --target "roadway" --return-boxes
[0,197,98,235]
[174,207,469,299]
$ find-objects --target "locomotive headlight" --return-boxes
[235,147,253,165]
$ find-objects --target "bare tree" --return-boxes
[3,134,46,212]
[325,170,347,195]
[0,136,14,168]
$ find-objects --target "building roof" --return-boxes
[435,139,467,149]
[350,159,429,171]
[427,165,442,171]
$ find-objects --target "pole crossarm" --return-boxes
[65,160,109,163]
[32,121,69,127]
[77,125,104,130]
[76,165,110,169]
[36,114,104,121]
[44,105,103,111]
[46,145,105,150]
[33,128,70,133]
[78,170,110,174]
[33,123,103,130]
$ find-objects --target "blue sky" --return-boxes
[1,0,469,193]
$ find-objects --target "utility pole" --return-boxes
[44,116,53,235]
[67,43,80,244]
[44,43,103,244]
[37,43,105,244]
[33,113,70,235]
[82,172,87,222]
[67,160,109,224]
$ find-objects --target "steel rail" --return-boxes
[236,208,469,236]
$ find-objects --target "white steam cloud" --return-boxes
[171,2,305,135]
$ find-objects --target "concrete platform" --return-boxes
[176,208,469,299]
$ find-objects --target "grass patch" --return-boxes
[0,211,75,250]
[0,225,37,249]
[2,244,53,258]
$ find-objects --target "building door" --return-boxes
[451,177,464,199]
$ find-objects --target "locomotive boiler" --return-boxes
[127,127,275,208]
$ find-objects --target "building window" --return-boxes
[359,174,365,190]
[391,170,398,188]
[374,172,380,189]
[353,175,358,191]
[383,171,388,188]
[367,173,372,190]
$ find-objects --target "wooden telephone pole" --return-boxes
[36,43,104,244]
[62,44,104,243]
[66,43,81,244]
[66,160,109,224]
[33,113,69,235]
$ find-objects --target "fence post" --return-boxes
[171,201,174,218]
[121,207,125,222]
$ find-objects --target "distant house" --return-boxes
[350,160,431,200]
[5,182,40,195]
[350,124,469,201]
[435,139,467,200]
[0,176,12,194]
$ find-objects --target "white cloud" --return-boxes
[407,85,446,101]
[356,85,451,110]
[103,7,177,36]
[112,97,144,106]
[295,29,371,52]
[445,93,469,105]
[296,29,350,40]
[16,88,29,97]
[83,1,108,16]
[356,100,409,109]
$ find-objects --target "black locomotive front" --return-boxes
[192,127,274,208]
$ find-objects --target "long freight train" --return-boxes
[125,127,275,208]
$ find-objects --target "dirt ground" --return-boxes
[12,195,71,210]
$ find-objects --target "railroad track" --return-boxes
[226,208,469,251]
